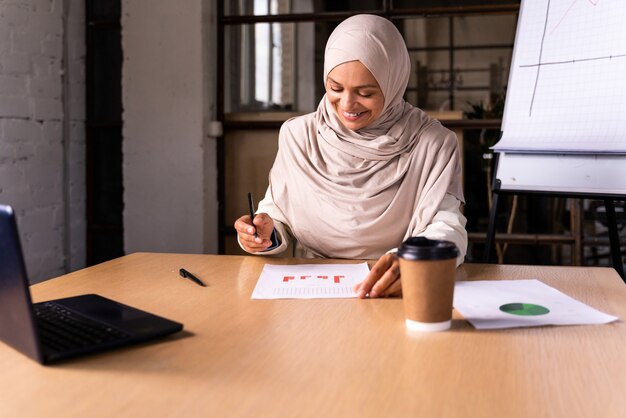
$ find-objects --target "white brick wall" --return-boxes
[0,0,85,282]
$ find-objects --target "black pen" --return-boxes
[248,192,258,238]
[179,268,207,287]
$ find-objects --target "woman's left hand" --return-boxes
[354,253,402,298]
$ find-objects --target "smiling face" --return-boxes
[325,60,385,132]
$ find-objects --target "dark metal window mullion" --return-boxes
[449,16,455,110]
[268,2,274,105]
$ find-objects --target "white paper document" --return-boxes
[251,263,370,299]
[453,279,619,330]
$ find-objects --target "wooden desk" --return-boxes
[1,254,625,417]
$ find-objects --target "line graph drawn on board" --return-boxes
[493,0,626,154]
[550,0,599,35]
[528,0,614,117]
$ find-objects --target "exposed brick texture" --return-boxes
[0,0,85,282]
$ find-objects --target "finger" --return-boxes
[368,261,400,298]
[240,233,272,252]
[238,225,271,247]
[242,240,272,252]
[355,254,394,298]
[378,276,402,298]
[252,213,274,238]
[234,216,271,251]
[234,216,256,236]
[236,217,269,246]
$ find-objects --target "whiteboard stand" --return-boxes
[482,0,626,282]
[484,178,625,282]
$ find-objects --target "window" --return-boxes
[222,1,519,113]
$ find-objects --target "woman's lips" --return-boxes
[342,110,367,121]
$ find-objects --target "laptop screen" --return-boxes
[1,204,183,364]
[0,205,43,362]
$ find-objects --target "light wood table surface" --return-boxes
[1,253,625,417]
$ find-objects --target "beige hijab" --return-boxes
[262,14,463,259]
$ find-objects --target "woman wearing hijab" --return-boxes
[234,14,467,298]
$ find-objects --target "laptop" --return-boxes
[0,204,183,364]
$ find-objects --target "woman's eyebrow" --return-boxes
[327,76,378,89]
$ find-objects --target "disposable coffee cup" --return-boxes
[398,237,459,332]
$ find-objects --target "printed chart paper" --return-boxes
[453,279,619,330]
[251,263,370,299]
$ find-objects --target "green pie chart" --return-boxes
[499,302,550,316]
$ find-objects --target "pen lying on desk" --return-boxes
[179,268,207,287]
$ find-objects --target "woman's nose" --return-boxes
[340,92,356,108]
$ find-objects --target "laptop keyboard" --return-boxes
[34,302,131,352]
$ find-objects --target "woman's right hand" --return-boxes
[234,213,275,252]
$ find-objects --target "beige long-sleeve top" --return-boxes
[241,192,467,266]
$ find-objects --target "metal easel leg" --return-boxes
[484,192,500,263]
[604,199,625,282]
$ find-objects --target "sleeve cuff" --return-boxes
[261,228,281,252]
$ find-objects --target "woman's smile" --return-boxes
[342,109,369,120]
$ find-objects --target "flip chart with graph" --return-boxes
[494,0,626,154]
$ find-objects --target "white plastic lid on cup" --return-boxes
[405,318,451,332]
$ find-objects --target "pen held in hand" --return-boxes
[179,268,207,287]
[247,192,258,238]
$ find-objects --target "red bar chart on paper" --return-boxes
[251,263,370,299]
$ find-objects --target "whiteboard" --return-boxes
[493,0,626,195]
[494,0,626,154]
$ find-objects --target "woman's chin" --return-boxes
[340,118,369,131]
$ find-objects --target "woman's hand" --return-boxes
[234,213,275,252]
[353,252,402,298]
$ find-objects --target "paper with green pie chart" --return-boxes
[500,302,550,316]
[453,279,618,330]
